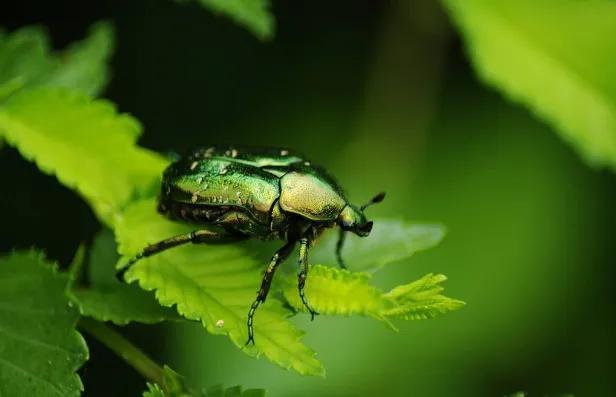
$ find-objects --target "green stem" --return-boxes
[78,318,165,386]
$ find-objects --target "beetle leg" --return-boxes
[298,237,319,321]
[116,229,243,279]
[246,240,296,346]
[335,229,347,269]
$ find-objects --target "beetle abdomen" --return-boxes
[162,157,279,224]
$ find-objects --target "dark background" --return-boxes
[2,1,615,396]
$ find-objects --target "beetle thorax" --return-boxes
[279,171,347,222]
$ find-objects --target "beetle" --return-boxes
[118,145,384,345]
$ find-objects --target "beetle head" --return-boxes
[338,192,385,237]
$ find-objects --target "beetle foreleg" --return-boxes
[246,240,296,346]
[335,229,347,269]
[298,237,319,321]
[116,229,243,279]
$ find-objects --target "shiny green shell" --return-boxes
[161,146,347,225]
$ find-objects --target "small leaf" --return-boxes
[0,251,89,397]
[115,198,324,376]
[0,26,52,92]
[442,0,616,171]
[0,21,114,97]
[311,220,445,272]
[42,21,115,97]
[69,229,180,325]
[143,383,166,397]
[282,266,464,325]
[381,273,466,321]
[0,88,168,225]
[186,0,275,40]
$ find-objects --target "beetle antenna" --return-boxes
[361,192,385,211]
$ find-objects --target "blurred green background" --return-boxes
[1,0,615,396]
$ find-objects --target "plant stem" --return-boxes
[78,317,165,386]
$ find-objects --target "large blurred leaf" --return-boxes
[442,0,616,171]
[70,228,180,325]
[115,198,324,376]
[282,266,464,325]
[0,21,113,97]
[0,251,88,397]
[310,220,445,272]
[0,88,168,225]
[184,0,274,40]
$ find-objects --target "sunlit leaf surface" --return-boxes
[282,266,464,324]
[0,88,168,225]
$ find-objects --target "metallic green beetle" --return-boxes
[120,145,384,345]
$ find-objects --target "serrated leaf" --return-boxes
[442,0,616,171]
[0,251,88,397]
[0,21,114,97]
[381,273,466,321]
[69,229,180,325]
[0,88,168,225]
[282,266,464,325]
[115,198,324,376]
[186,0,274,40]
[311,220,445,272]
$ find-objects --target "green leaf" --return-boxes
[310,220,445,272]
[186,0,275,40]
[143,383,166,397]
[0,21,114,97]
[381,273,466,321]
[41,21,115,97]
[115,198,324,376]
[0,251,88,397]
[69,228,181,325]
[0,88,168,225]
[442,0,616,171]
[0,26,51,95]
[282,266,464,325]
